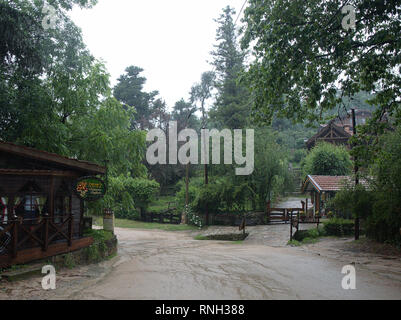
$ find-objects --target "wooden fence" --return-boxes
[0,214,74,258]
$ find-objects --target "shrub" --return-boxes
[293,227,325,242]
[175,178,203,211]
[129,178,160,213]
[324,218,354,237]
[302,142,352,177]
[193,183,222,214]
[185,206,202,229]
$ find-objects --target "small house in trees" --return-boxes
[301,175,369,217]
[0,141,106,268]
[306,110,372,150]
[302,175,351,217]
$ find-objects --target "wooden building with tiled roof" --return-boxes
[302,175,369,216]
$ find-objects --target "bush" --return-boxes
[366,128,401,245]
[175,177,204,211]
[185,206,202,229]
[193,183,222,214]
[129,178,160,212]
[302,142,352,177]
[293,227,326,241]
[324,218,354,237]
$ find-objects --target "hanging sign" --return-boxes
[74,176,106,202]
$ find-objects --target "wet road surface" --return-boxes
[2,225,400,300]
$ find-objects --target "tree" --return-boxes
[368,127,401,243]
[113,66,159,130]
[0,0,106,154]
[190,71,215,126]
[209,6,250,129]
[171,99,199,131]
[302,143,352,177]
[241,0,401,125]
[0,0,97,75]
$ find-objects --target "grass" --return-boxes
[93,216,198,231]
[288,227,325,246]
[84,229,115,242]
[194,235,208,240]
[194,233,249,241]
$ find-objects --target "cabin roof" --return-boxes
[306,121,352,150]
[302,175,369,193]
[0,141,105,175]
[303,175,349,193]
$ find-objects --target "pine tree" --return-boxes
[209,6,250,129]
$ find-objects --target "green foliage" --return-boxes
[329,184,373,220]
[129,178,160,211]
[329,128,401,244]
[287,240,302,247]
[84,229,114,242]
[302,143,352,177]
[184,206,203,229]
[113,65,159,130]
[293,227,326,242]
[292,149,308,164]
[241,0,401,126]
[193,183,224,214]
[209,6,249,129]
[248,128,294,209]
[366,128,401,244]
[324,218,355,237]
[92,176,159,220]
[63,253,76,269]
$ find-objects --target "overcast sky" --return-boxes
[69,0,247,109]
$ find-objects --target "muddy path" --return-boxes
[1,226,401,300]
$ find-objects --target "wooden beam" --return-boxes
[0,142,105,175]
[0,237,94,268]
[0,170,79,177]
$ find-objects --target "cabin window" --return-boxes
[54,181,72,224]
[16,181,48,225]
[55,196,71,224]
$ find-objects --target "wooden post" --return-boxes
[68,214,73,247]
[306,198,308,214]
[352,109,360,240]
[12,220,18,258]
[49,177,55,219]
[44,214,49,251]
[290,213,293,241]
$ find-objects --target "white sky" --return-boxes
[69,0,247,109]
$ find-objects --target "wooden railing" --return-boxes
[268,208,303,223]
[0,214,73,258]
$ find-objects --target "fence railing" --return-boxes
[0,214,73,257]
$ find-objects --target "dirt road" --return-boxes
[1,225,401,300]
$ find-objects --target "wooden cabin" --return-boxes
[302,175,351,217]
[0,141,105,268]
[306,110,372,150]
